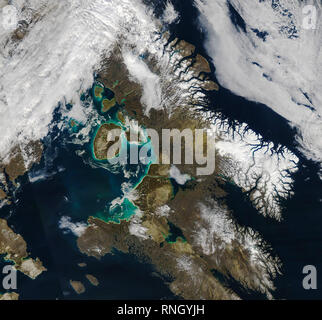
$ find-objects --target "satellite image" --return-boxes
[0,0,321,305]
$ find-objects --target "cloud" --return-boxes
[169,165,191,185]
[162,1,180,24]
[195,0,322,165]
[0,0,158,157]
[123,50,162,115]
[59,216,87,237]
[155,204,171,217]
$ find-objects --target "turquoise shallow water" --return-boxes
[0,80,177,299]
[73,82,156,224]
[0,107,175,299]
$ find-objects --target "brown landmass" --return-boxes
[169,38,219,91]
[0,189,7,200]
[77,39,275,299]
[0,139,45,282]
[133,174,173,213]
[98,47,142,110]
[0,219,46,279]
[1,141,43,183]
[93,123,122,160]
[70,280,85,294]
[0,141,43,209]
[86,274,99,287]
[0,292,19,300]
[78,262,87,268]
[101,98,117,113]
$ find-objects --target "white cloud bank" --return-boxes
[0,0,158,159]
[123,51,162,115]
[195,0,322,165]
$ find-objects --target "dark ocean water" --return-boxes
[0,0,321,300]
